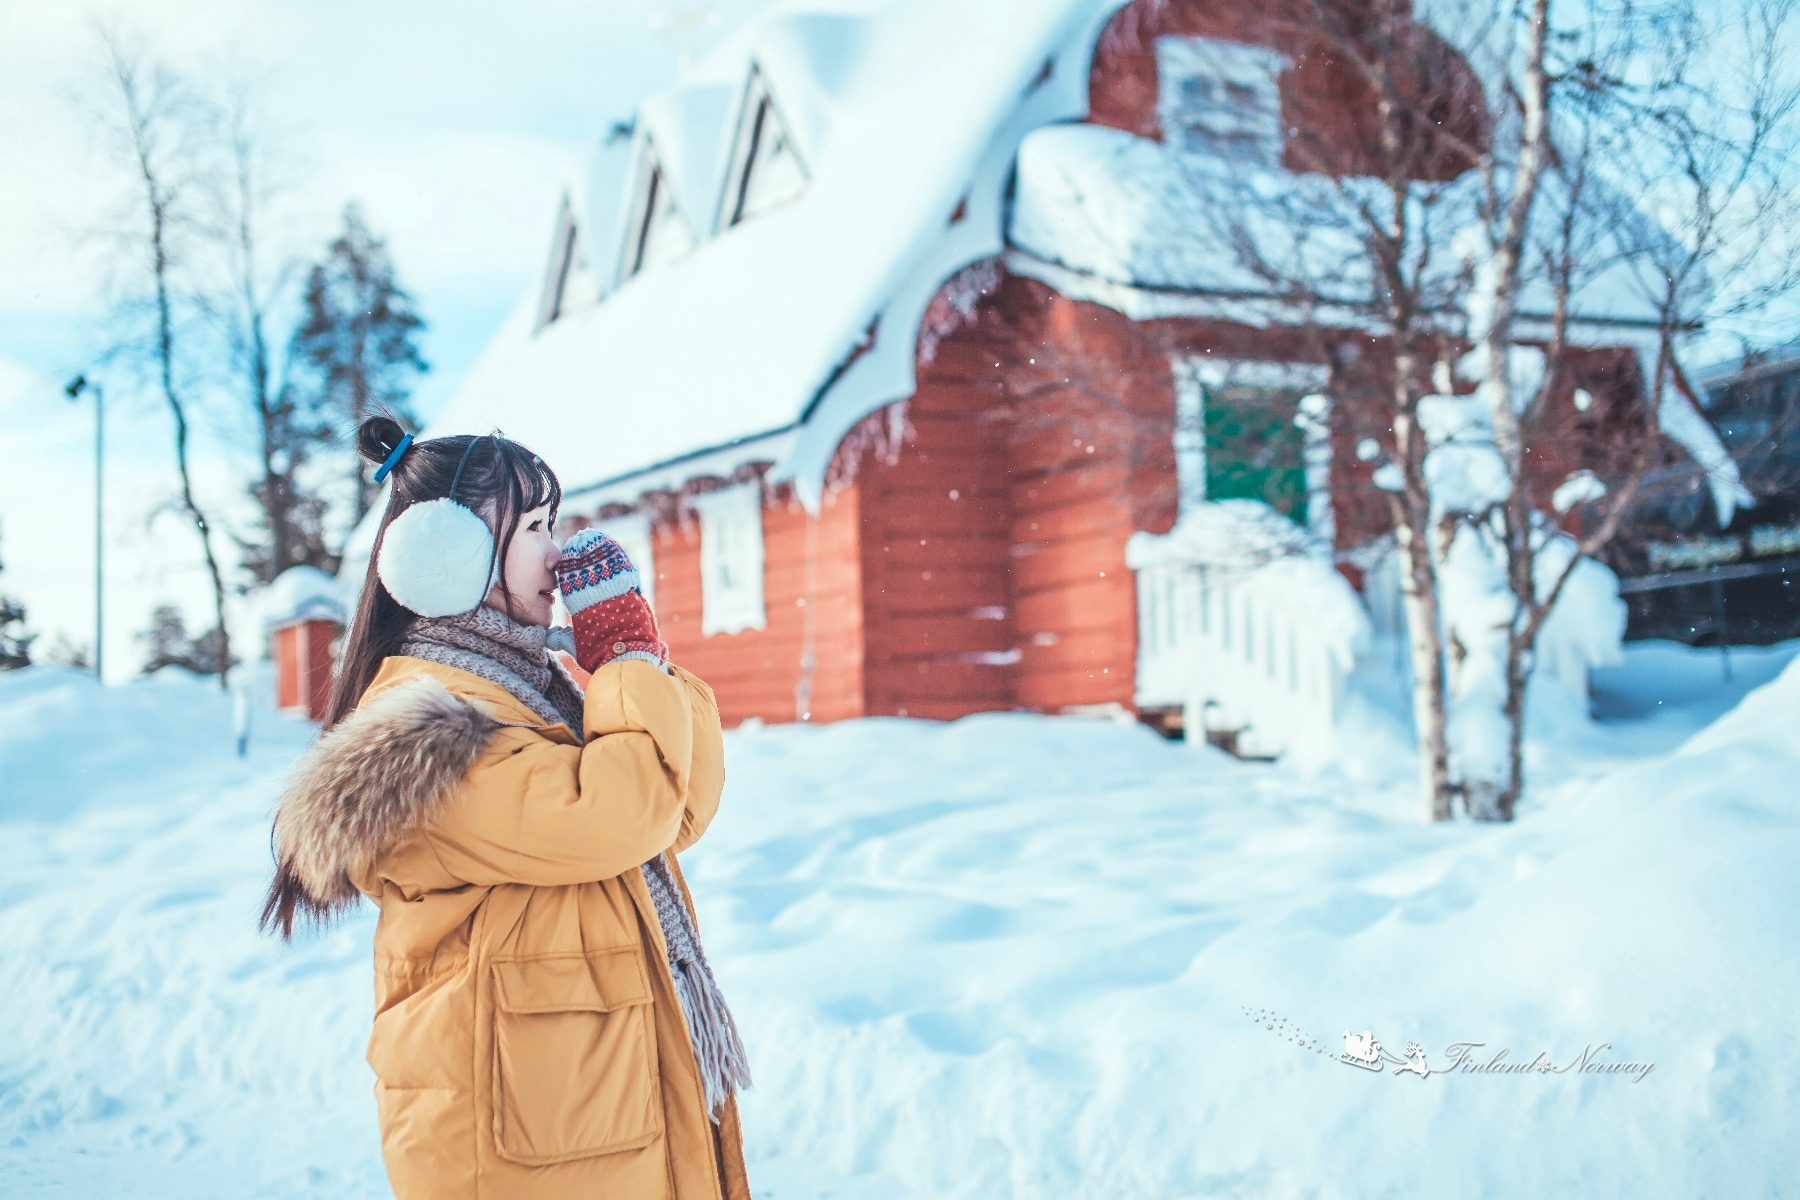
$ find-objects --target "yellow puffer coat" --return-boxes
[271,654,749,1200]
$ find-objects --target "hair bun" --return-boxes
[357,415,409,466]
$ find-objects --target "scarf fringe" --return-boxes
[670,958,755,1120]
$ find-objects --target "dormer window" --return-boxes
[720,67,807,229]
[620,140,695,284]
[1155,37,1287,168]
[537,195,592,329]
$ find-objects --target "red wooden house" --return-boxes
[343,0,1748,738]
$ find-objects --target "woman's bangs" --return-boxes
[515,446,561,521]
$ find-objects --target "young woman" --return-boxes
[263,418,751,1200]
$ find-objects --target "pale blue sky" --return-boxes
[0,0,774,677]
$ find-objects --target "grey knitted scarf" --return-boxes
[402,607,585,731]
[400,607,752,1118]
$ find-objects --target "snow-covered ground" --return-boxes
[2,641,1797,1197]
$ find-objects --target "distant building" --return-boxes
[264,566,345,722]
[1608,347,1800,646]
[344,0,1740,743]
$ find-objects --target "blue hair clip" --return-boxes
[373,433,414,484]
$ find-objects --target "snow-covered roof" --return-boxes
[401,0,1124,523]
[258,566,346,633]
[1692,339,1800,393]
[1011,122,1685,333]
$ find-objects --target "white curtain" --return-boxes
[693,483,766,635]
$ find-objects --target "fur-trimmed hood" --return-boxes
[273,674,501,915]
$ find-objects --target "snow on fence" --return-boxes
[1128,501,1369,758]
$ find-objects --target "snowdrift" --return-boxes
[1,648,1796,1196]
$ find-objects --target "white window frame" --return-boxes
[536,194,585,330]
[717,66,808,231]
[1169,356,1330,519]
[619,138,695,285]
[693,483,766,636]
[592,511,656,609]
[1170,356,1208,517]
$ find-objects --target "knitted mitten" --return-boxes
[555,529,667,673]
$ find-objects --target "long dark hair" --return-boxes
[260,415,560,938]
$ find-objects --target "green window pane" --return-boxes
[1202,384,1309,525]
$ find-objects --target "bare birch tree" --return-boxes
[1454,0,1800,817]
[202,82,339,583]
[87,30,234,687]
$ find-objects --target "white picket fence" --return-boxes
[1131,533,1369,758]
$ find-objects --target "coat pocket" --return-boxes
[489,947,663,1165]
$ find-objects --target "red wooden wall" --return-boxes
[647,484,867,728]
[855,337,1016,720]
[848,274,1182,716]
[1005,287,1179,711]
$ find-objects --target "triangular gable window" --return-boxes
[720,67,808,230]
[537,196,587,328]
[621,140,695,284]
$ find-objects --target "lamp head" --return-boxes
[65,375,87,400]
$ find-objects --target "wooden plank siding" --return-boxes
[846,275,1181,716]
[856,340,1017,718]
[648,484,866,728]
[998,283,1178,711]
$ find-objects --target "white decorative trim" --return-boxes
[1170,356,1208,516]
[619,138,696,285]
[565,426,798,511]
[693,483,767,636]
[1168,356,1330,520]
[1187,358,1330,391]
[536,195,580,330]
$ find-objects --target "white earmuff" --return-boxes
[376,498,497,617]
[372,432,500,617]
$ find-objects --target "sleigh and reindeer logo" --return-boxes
[1341,1031,1432,1078]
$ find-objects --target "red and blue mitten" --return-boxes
[554,529,668,674]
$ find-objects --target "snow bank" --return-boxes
[0,668,373,1196]
[4,644,1797,1196]
[707,657,1800,1196]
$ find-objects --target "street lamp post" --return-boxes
[64,375,103,682]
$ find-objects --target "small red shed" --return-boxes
[264,566,346,722]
